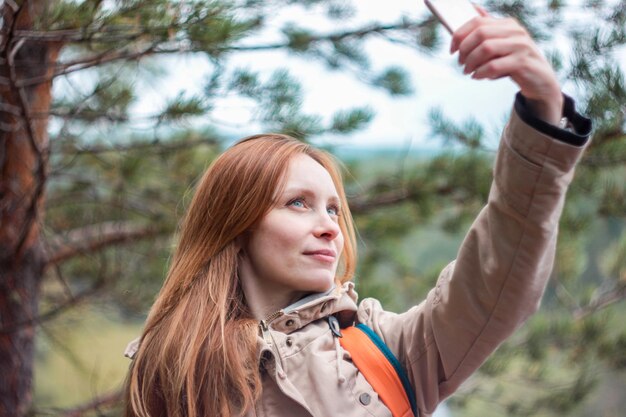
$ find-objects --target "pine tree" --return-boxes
[0,1,624,416]
[0,1,419,415]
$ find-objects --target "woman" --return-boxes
[123,10,592,417]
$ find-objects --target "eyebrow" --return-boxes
[282,187,341,205]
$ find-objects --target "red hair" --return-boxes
[125,134,356,417]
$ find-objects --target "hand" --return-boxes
[449,6,564,126]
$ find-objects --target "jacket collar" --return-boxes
[264,281,359,334]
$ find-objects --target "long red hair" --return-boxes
[124,134,356,417]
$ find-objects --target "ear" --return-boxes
[234,233,248,255]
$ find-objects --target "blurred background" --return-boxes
[1,0,625,416]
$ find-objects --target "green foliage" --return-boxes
[421,2,626,415]
[226,67,378,138]
[330,107,374,133]
[372,66,414,96]
[160,93,208,121]
[417,17,441,50]
[185,10,262,54]
[601,233,626,280]
[326,2,356,20]
[598,332,626,369]
[428,107,485,150]
[38,0,103,31]
[329,38,370,69]
[283,24,315,52]
[52,76,135,123]
[24,0,626,416]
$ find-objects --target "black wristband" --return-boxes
[514,92,592,146]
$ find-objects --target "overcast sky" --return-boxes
[129,0,604,150]
[126,1,521,150]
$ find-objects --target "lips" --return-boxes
[303,249,337,263]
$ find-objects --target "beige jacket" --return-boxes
[244,107,589,417]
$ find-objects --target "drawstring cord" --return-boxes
[327,316,346,384]
[333,336,347,384]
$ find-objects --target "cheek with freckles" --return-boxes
[254,215,306,266]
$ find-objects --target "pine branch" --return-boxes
[0,279,105,334]
[349,189,416,214]
[44,108,130,123]
[44,221,164,267]
[227,20,428,52]
[41,71,131,144]
[45,193,160,220]
[349,184,455,214]
[13,27,146,43]
[0,221,149,333]
[17,43,158,88]
[44,105,214,127]
[17,18,428,88]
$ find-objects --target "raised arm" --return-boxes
[357,12,592,416]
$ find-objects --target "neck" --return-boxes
[239,272,306,321]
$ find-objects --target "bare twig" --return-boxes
[55,389,123,417]
[573,282,626,320]
[44,221,164,267]
[17,43,158,87]
[349,189,414,213]
[349,184,455,214]
[0,280,105,334]
[50,258,75,301]
[39,325,90,374]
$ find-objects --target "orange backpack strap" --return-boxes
[339,323,418,417]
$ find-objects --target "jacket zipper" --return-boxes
[258,309,319,416]
[259,310,284,348]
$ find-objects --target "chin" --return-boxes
[303,273,335,293]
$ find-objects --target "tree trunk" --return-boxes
[0,247,45,416]
[0,1,61,415]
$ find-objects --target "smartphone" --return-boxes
[424,0,480,34]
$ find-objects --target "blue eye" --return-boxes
[289,198,305,208]
[327,206,340,216]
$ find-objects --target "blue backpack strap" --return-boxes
[355,323,419,417]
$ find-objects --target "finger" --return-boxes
[471,53,532,81]
[457,19,527,65]
[471,55,518,80]
[450,16,485,53]
[473,3,490,17]
[462,36,529,74]
[470,48,562,105]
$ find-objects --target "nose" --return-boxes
[313,211,341,241]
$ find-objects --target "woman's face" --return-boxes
[238,153,344,307]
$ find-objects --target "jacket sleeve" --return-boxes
[356,97,591,415]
